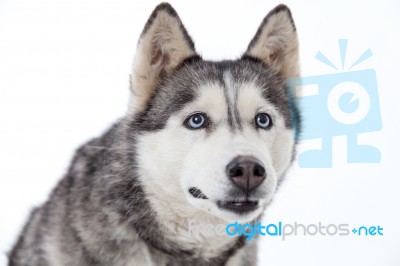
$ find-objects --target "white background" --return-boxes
[1,0,400,265]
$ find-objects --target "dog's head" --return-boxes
[129,3,300,223]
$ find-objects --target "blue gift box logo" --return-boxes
[288,39,382,168]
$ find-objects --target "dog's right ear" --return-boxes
[244,5,299,80]
[130,3,197,114]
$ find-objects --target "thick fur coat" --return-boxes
[9,3,300,266]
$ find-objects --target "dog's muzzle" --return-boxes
[214,156,266,214]
[188,156,267,215]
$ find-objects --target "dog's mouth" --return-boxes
[188,187,208,200]
[189,187,259,214]
[216,200,259,214]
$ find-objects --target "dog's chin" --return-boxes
[187,187,266,223]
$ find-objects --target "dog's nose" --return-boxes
[226,156,266,192]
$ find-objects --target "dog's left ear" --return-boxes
[244,5,299,79]
[130,3,197,113]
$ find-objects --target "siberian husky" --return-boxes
[9,3,300,266]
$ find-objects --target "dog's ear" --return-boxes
[244,5,299,79]
[130,3,197,113]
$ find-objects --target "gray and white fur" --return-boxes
[9,3,301,266]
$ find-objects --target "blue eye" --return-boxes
[185,113,207,129]
[255,113,272,129]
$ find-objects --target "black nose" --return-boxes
[226,156,266,193]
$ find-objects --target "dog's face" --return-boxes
[130,4,299,223]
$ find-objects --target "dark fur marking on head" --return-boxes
[222,70,242,131]
[133,57,298,132]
